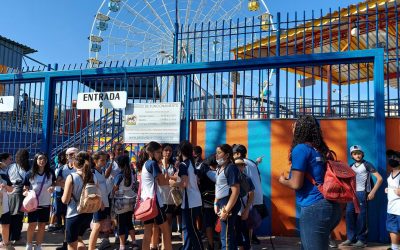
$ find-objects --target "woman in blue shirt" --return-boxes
[279,115,341,250]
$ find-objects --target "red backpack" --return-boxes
[306,151,360,213]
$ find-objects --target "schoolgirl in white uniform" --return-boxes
[141,141,172,250]
[88,151,111,250]
[113,155,139,250]
[62,152,95,250]
[23,153,56,250]
[386,150,400,250]
[214,144,241,250]
[0,153,15,250]
[170,141,203,250]
[159,144,178,228]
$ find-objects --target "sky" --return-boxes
[0,0,358,67]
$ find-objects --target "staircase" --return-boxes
[50,110,123,161]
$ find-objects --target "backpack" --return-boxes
[224,165,251,198]
[306,151,360,213]
[71,173,102,214]
[113,174,136,215]
[21,174,47,213]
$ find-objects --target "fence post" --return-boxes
[41,76,56,157]
[275,12,281,118]
[373,48,387,242]
[185,55,192,140]
[173,20,179,102]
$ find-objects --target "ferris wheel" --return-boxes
[88,0,273,103]
[89,0,272,64]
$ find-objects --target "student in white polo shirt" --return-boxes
[141,141,172,250]
[55,147,78,250]
[23,153,56,250]
[385,149,400,250]
[342,145,383,248]
[170,141,203,250]
[0,153,15,250]
[214,144,241,250]
[232,144,268,245]
[89,151,112,250]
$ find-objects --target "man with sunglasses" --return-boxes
[55,147,78,250]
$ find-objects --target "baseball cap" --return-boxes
[232,144,247,156]
[349,145,363,154]
[387,149,400,158]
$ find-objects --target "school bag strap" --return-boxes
[69,173,80,203]
[36,174,47,201]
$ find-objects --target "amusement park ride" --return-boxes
[88,0,274,103]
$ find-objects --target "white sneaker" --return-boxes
[35,245,42,250]
[25,244,33,250]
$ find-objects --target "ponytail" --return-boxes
[75,151,94,185]
[116,155,132,187]
[136,146,149,172]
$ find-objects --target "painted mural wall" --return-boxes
[191,118,400,242]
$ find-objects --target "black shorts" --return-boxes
[93,207,110,222]
[28,206,51,223]
[143,201,167,226]
[65,213,93,243]
[116,211,134,235]
[0,212,11,225]
[253,204,269,219]
[202,207,216,229]
[54,191,66,216]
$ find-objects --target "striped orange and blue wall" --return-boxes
[191,118,399,242]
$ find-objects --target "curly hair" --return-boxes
[32,152,51,179]
[15,149,30,171]
[290,115,330,162]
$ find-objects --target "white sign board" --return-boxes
[0,96,14,112]
[124,102,181,144]
[77,91,127,109]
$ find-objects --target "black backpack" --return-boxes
[224,165,251,198]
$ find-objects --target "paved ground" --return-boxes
[10,224,390,249]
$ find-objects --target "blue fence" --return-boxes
[0,1,396,164]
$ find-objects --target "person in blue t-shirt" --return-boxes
[279,115,341,250]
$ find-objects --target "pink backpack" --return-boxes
[21,175,47,213]
[21,190,38,213]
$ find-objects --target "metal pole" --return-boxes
[373,48,386,242]
[275,12,281,118]
[41,76,55,155]
[173,0,179,102]
[185,55,192,140]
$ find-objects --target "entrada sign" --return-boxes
[77,91,127,109]
[0,96,14,112]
